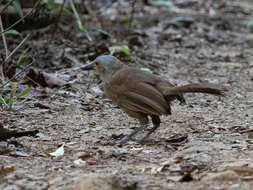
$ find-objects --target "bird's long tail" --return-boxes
[164,83,227,96]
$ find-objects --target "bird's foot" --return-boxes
[136,134,149,144]
[115,124,148,145]
[136,124,160,143]
[115,135,131,145]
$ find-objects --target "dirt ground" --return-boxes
[1,0,253,189]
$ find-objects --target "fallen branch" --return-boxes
[0,58,34,89]
[0,126,38,141]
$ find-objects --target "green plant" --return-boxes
[0,86,31,110]
[120,45,131,56]
[12,0,24,19]
[109,45,131,56]
[47,0,55,9]
[45,0,93,40]
[124,15,139,28]
[4,29,22,36]
[17,48,29,64]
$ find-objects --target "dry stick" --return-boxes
[0,0,41,35]
[0,59,34,89]
[5,33,30,63]
[0,0,16,15]
[0,15,8,82]
[24,75,40,87]
[0,15,9,59]
[51,0,66,40]
[129,0,136,27]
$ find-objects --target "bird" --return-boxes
[83,55,227,144]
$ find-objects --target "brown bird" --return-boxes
[83,55,227,144]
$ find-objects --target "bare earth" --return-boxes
[1,0,253,189]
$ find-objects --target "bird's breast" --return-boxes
[103,81,119,104]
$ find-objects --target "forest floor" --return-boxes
[1,0,253,189]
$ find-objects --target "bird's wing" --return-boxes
[104,68,171,116]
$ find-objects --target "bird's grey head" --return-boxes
[91,55,124,81]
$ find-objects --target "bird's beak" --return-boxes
[82,61,96,70]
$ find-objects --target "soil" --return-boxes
[1,0,253,189]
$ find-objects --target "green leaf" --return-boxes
[0,95,7,106]
[62,7,72,14]
[7,97,14,108]
[121,45,131,56]
[4,96,10,105]
[47,0,55,9]
[124,15,131,24]
[152,0,173,7]
[19,88,31,97]
[18,48,29,64]
[69,0,85,31]
[12,0,24,20]
[3,86,12,91]
[4,29,21,36]
[53,7,71,14]
[97,29,112,38]
[88,10,97,17]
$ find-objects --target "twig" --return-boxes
[0,57,4,83]
[0,58,34,89]
[85,30,92,42]
[24,75,41,87]
[4,33,30,63]
[0,0,16,15]
[0,0,41,35]
[0,15,9,59]
[51,0,66,40]
[0,15,8,82]
[129,0,136,27]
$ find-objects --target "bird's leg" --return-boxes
[149,115,161,134]
[115,112,149,144]
[139,115,161,142]
[115,124,148,144]
[177,94,186,105]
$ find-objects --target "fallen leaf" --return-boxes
[25,68,66,88]
[73,159,87,167]
[79,152,97,165]
[46,143,65,158]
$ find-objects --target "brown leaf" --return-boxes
[25,68,65,88]
[79,152,97,165]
